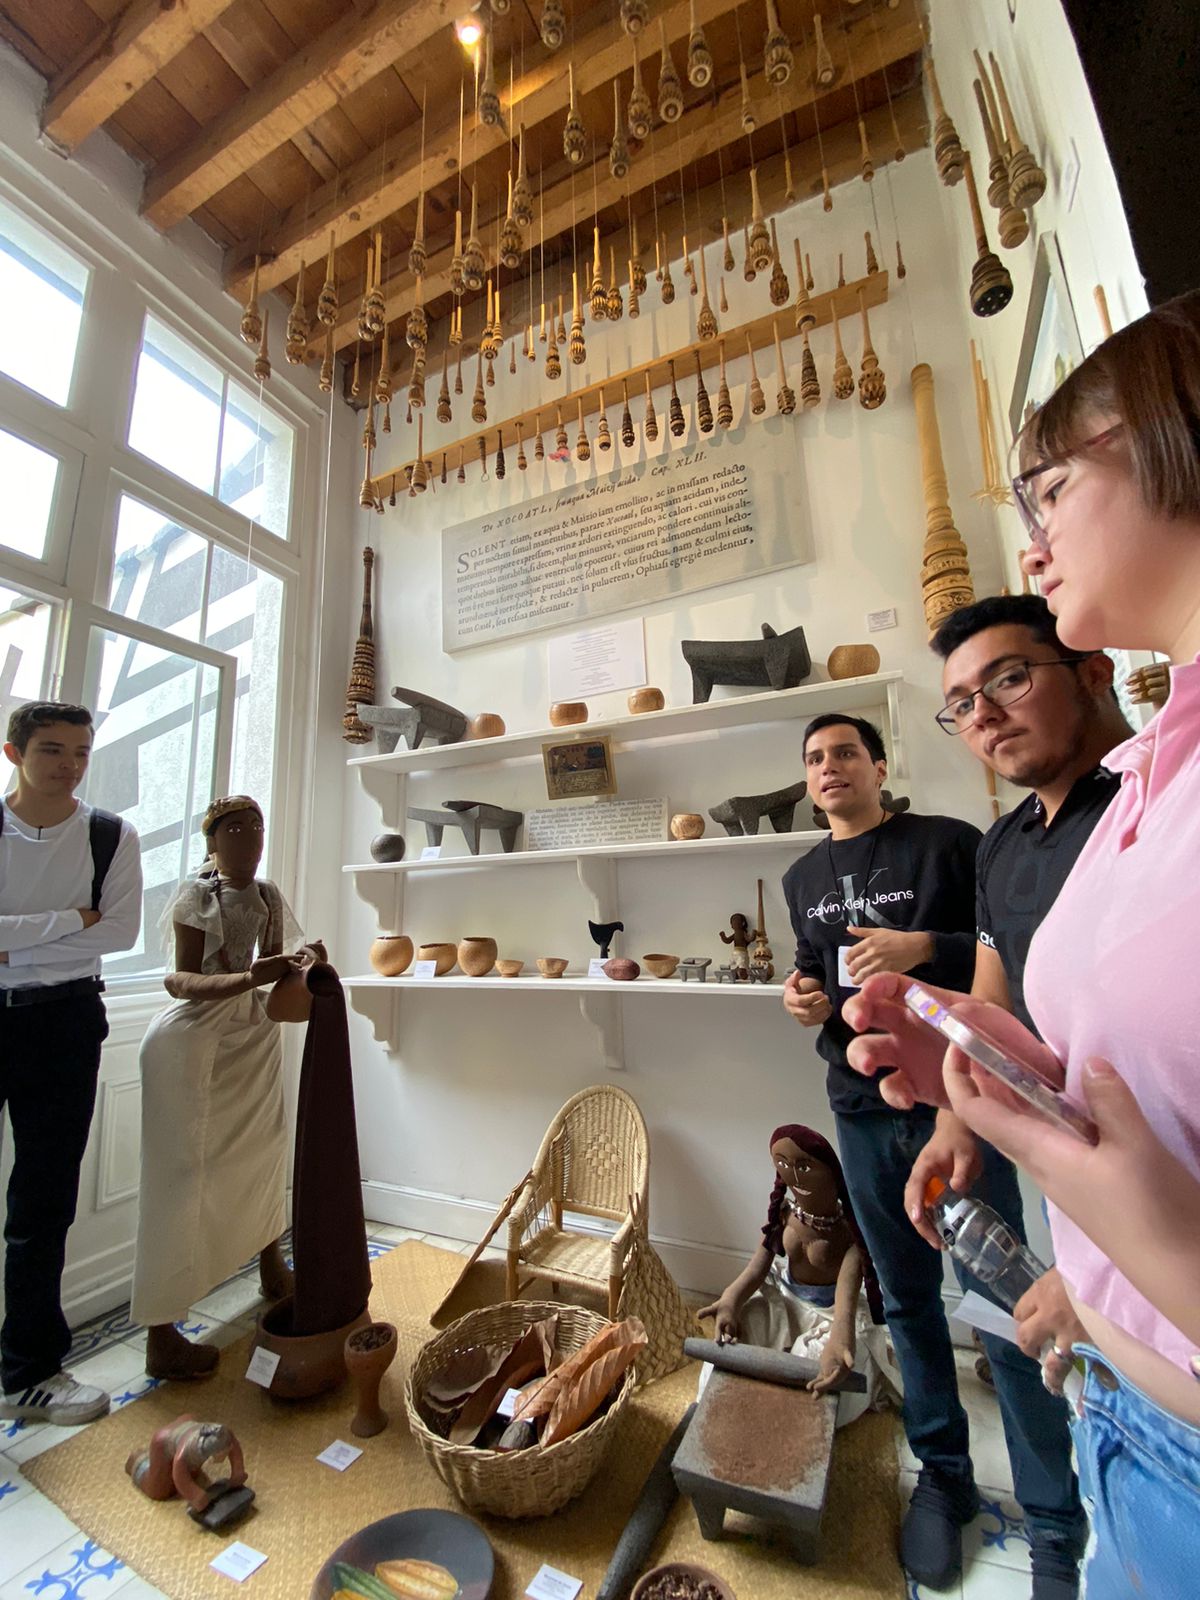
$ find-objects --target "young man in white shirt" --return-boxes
[0,702,142,1425]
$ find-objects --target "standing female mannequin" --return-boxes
[132,796,317,1380]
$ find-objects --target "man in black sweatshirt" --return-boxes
[782,714,1080,1593]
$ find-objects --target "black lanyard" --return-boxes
[826,809,892,932]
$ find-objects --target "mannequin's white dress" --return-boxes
[131,877,300,1325]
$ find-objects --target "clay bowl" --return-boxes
[536,957,569,978]
[417,942,458,976]
[254,1297,372,1400]
[641,953,680,980]
[468,712,506,739]
[457,936,497,977]
[369,832,407,863]
[627,686,665,715]
[603,957,640,982]
[670,812,705,840]
[826,643,881,681]
[549,701,588,727]
[632,1563,736,1600]
[369,934,413,977]
[495,959,524,978]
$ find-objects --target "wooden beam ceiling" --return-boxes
[42,0,240,154]
[141,0,460,229]
[325,9,922,354]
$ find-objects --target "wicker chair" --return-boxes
[505,1084,650,1318]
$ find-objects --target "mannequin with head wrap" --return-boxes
[699,1125,901,1426]
[130,796,323,1381]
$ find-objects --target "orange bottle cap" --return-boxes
[924,1175,949,1208]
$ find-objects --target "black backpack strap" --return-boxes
[87,809,123,911]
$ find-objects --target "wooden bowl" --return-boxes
[417,942,458,976]
[536,957,568,978]
[457,936,497,977]
[468,712,506,739]
[549,701,588,727]
[369,934,413,977]
[670,812,705,840]
[602,958,640,982]
[627,686,665,715]
[632,1563,736,1600]
[495,959,524,977]
[641,954,679,979]
[826,644,881,681]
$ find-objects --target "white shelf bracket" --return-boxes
[578,991,625,1073]
[576,855,619,922]
[886,679,908,781]
[349,985,400,1050]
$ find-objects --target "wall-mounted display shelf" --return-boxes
[343,974,786,997]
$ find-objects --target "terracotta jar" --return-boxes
[457,936,498,976]
[670,813,705,840]
[826,644,881,681]
[495,959,524,977]
[642,954,680,979]
[369,934,413,976]
[627,686,665,715]
[549,701,588,727]
[536,957,568,978]
[603,957,640,982]
[345,1321,398,1438]
[369,832,407,863]
[468,712,506,739]
[254,1297,371,1399]
[417,942,458,975]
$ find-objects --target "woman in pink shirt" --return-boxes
[846,290,1200,1598]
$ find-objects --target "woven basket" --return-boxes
[405,1300,632,1518]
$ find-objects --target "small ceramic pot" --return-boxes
[642,953,680,979]
[536,957,568,978]
[549,701,588,727]
[253,1297,372,1400]
[457,936,498,977]
[603,957,640,982]
[417,942,458,976]
[369,934,413,977]
[826,643,881,681]
[345,1321,398,1438]
[495,959,524,977]
[468,712,506,739]
[627,686,665,715]
[670,812,705,840]
[369,832,407,864]
[632,1564,735,1600]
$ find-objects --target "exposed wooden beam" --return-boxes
[228,0,917,300]
[42,0,239,153]
[328,27,922,354]
[141,0,460,230]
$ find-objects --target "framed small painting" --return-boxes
[541,735,617,801]
[1008,231,1084,441]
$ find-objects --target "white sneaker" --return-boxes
[0,1370,110,1425]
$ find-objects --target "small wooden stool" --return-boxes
[671,1369,837,1565]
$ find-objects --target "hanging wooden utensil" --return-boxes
[857,290,886,408]
[812,13,835,87]
[661,246,676,304]
[479,24,501,125]
[570,270,587,363]
[658,18,684,121]
[973,72,1027,248]
[406,274,428,350]
[342,546,375,744]
[806,252,814,291]
[534,412,546,459]
[501,175,523,269]
[555,404,568,455]
[478,435,489,480]
[316,232,338,326]
[240,255,262,346]
[409,190,427,276]
[557,293,567,344]
[546,307,562,378]
[610,80,631,179]
[253,307,271,380]
[621,0,648,34]
[963,150,1014,316]
[450,209,466,299]
[576,395,591,460]
[719,274,728,313]
[859,118,875,183]
[564,61,586,163]
[768,218,790,307]
[926,59,964,186]
[895,237,907,280]
[366,230,387,335]
[830,297,854,398]
[318,324,334,392]
[864,231,879,275]
[513,125,534,226]
[717,339,733,427]
[773,320,795,415]
[412,415,429,491]
[746,331,765,416]
[284,262,310,364]
[697,246,718,339]
[456,444,466,483]
[472,350,487,422]
[644,369,659,440]
[742,223,757,282]
[408,348,426,409]
[509,337,517,375]
[748,168,772,271]
[620,380,636,446]
[628,39,652,138]
[989,51,1046,208]
[792,237,815,330]
[694,350,713,434]
[590,226,607,320]
[721,216,735,273]
[783,145,796,204]
[667,359,685,436]
[630,214,647,295]
[687,0,713,86]
[763,0,793,85]
[350,340,361,399]
[799,327,820,410]
[376,325,393,429]
[607,247,624,319]
[740,61,756,134]
[495,428,506,480]
[597,384,612,451]
[454,336,464,394]
[464,189,486,291]
[540,0,565,49]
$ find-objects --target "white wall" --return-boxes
[337,149,1033,1293]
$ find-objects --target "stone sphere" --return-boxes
[369,832,407,863]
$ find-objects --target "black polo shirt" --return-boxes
[975,766,1121,1034]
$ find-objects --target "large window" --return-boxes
[0,582,58,794]
[0,194,89,405]
[0,426,61,561]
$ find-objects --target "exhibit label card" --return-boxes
[587,958,610,979]
[526,798,668,851]
[317,1440,363,1471]
[211,1542,268,1582]
[525,1565,583,1600]
[244,1347,280,1388]
[412,960,439,978]
[548,618,646,700]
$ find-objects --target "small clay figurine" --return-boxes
[126,1416,254,1530]
[589,918,625,959]
[719,912,751,978]
[698,1126,899,1426]
[751,879,774,981]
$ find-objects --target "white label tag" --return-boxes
[211,1542,268,1582]
[244,1347,280,1388]
[412,959,439,978]
[495,1386,524,1420]
[837,946,861,990]
[317,1439,364,1471]
[525,1566,583,1600]
[867,606,897,633]
[420,844,442,860]
[587,957,609,978]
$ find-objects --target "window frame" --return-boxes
[0,183,93,412]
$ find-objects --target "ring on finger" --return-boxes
[1051,1345,1073,1363]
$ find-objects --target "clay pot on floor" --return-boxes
[418,942,458,975]
[457,936,498,976]
[253,1297,371,1399]
[670,813,705,840]
[345,1321,398,1438]
[369,934,413,976]
[627,686,665,714]
[826,644,881,680]
[549,701,588,726]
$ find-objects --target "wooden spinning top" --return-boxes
[555,405,568,455]
[657,19,684,121]
[716,340,733,428]
[830,299,854,399]
[768,218,790,307]
[799,328,821,410]
[695,351,713,434]
[644,370,659,441]
[668,360,686,437]
[545,316,561,380]
[926,59,964,186]
[746,331,766,416]
[963,152,1014,317]
[773,321,795,416]
[763,0,793,85]
[687,0,713,87]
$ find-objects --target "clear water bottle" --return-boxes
[923,1175,1048,1308]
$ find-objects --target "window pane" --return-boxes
[84,625,223,978]
[0,426,60,561]
[0,585,57,794]
[204,547,283,828]
[219,381,294,538]
[128,314,223,494]
[109,493,205,641]
[0,195,88,405]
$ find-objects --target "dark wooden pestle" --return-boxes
[596,1403,698,1600]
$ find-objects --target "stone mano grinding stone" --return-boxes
[671,1370,838,1565]
[683,1338,867,1394]
[596,1403,698,1600]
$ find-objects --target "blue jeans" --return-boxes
[1071,1344,1200,1599]
[835,1107,1086,1556]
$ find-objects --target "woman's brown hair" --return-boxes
[1019,287,1200,520]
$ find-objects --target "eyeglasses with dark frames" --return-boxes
[1010,423,1123,548]
[936,657,1097,734]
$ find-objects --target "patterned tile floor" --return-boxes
[0,1227,1047,1599]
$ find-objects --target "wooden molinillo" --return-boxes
[912,362,976,634]
[342,547,376,744]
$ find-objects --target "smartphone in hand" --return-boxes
[904,984,1099,1145]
